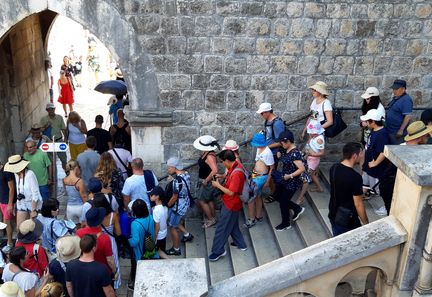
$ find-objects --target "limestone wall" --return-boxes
[0,14,48,160]
[105,0,432,163]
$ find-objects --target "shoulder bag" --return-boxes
[321,101,347,138]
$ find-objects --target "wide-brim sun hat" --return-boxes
[4,155,29,173]
[56,236,81,263]
[309,81,329,96]
[404,121,432,142]
[222,139,240,151]
[193,135,219,151]
[17,219,43,244]
[250,133,267,147]
[0,281,25,297]
[361,87,380,99]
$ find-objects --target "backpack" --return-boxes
[164,175,194,211]
[232,167,255,203]
[144,170,156,192]
[136,220,156,260]
[264,117,289,140]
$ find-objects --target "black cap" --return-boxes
[95,115,104,123]
[275,130,294,143]
[390,79,407,89]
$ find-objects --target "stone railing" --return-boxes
[207,216,407,297]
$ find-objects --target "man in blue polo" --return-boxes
[386,79,413,144]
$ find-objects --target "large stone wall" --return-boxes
[107,0,432,163]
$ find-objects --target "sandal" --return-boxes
[202,218,217,228]
[264,195,276,203]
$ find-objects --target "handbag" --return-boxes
[331,164,354,226]
[320,101,347,138]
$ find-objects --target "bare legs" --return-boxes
[198,200,216,228]
[16,211,29,229]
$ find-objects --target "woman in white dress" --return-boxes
[4,155,42,228]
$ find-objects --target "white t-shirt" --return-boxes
[310,99,333,123]
[2,264,39,292]
[122,173,158,212]
[109,148,133,180]
[377,103,386,120]
[255,146,275,166]
[153,204,168,240]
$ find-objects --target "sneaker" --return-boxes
[208,250,227,262]
[292,207,305,221]
[166,247,181,256]
[275,223,292,231]
[375,206,387,216]
[2,244,12,254]
[243,218,256,228]
[230,242,247,251]
[255,216,264,222]
[181,233,194,243]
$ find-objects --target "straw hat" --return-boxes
[0,282,25,297]
[404,121,432,142]
[115,68,123,78]
[222,139,240,151]
[56,236,81,263]
[193,135,219,151]
[309,81,329,96]
[4,155,29,173]
[29,124,42,132]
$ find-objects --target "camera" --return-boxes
[17,193,25,201]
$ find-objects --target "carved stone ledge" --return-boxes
[125,109,173,127]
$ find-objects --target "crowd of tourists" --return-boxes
[0,77,431,296]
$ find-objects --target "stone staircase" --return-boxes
[180,162,386,287]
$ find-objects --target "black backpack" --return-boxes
[165,175,194,211]
[264,117,289,140]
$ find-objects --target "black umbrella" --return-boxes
[94,80,127,95]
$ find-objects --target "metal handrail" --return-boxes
[157,112,310,181]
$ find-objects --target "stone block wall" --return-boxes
[108,0,432,164]
[0,14,48,158]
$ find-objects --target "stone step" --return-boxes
[294,193,330,246]
[305,186,333,237]
[242,206,282,266]
[228,211,258,275]
[264,201,306,256]
[204,223,234,285]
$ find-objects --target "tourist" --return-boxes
[404,121,432,145]
[305,128,325,194]
[328,142,369,236]
[245,133,274,228]
[66,234,115,297]
[128,200,158,289]
[2,247,49,296]
[360,87,386,146]
[60,55,74,80]
[149,186,168,259]
[57,70,74,117]
[36,199,75,254]
[48,236,81,297]
[109,140,132,180]
[110,109,131,153]
[302,81,333,141]
[0,161,15,252]
[222,140,242,164]
[15,219,48,277]
[386,79,413,144]
[165,157,194,256]
[4,155,42,227]
[122,158,158,213]
[23,139,52,201]
[41,282,64,297]
[63,161,87,226]
[66,111,87,161]
[360,109,392,216]
[76,136,100,189]
[193,135,219,228]
[76,207,116,276]
[108,95,124,125]
[208,150,247,262]
[25,124,50,151]
[45,59,54,103]
[87,115,112,154]
[39,103,67,169]
[420,109,432,144]
[0,281,25,297]
[256,102,285,165]
[94,152,124,207]
[73,56,83,88]
[273,130,305,231]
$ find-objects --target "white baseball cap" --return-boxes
[361,87,380,99]
[256,102,272,114]
[360,109,384,122]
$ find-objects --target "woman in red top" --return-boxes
[57,70,74,117]
[15,219,48,277]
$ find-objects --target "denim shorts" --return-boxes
[168,208,184,228]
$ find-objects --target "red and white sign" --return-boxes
[39,143,69,152]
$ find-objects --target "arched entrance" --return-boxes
[0,0,161,160]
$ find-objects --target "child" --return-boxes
[305,134,325,192]
[149,186,168,259]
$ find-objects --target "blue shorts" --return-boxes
[168,208,184,228]
[252,175,268,197]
